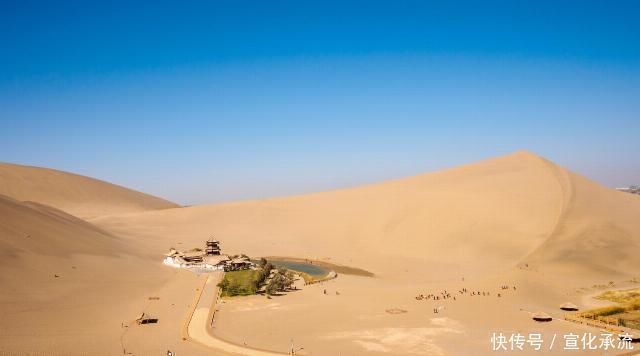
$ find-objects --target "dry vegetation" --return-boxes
[596,288,640,304]
[576,289,640,330]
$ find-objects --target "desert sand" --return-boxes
[1,151,639,355]
[0,162,179,219]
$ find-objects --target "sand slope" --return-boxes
[0,162,179,218]
[0,194,173,355]
[0,194,124,263]
[94,151,640,282]
[3,151,640,355]
[90,151,640,355]
[94,152,640,280]
[523,166,640,279]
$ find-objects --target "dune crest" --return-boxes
[522,170,640,278]
[0,162,179,219]
[94,151,640,281]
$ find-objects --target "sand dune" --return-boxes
[2,151,639,355]
[95,151,640,281]
[91,151,640,355]
[524,167,640,278]
[0,194,177,355]
[0,194,121,261]
[0,162,179,219]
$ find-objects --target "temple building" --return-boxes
[162,238,255,272]
[206,238,221,255]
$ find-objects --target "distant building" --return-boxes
[162,238,255,271]
[206,238,221,255]
[163,249,186,268]
[203,255,231,270]
[229,256,253,271]
[182,250,204,263]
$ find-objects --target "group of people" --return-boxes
[415,290,455,301]
[415,284,518,311]
[467,290,489,296]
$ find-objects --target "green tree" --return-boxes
[265,280,278,295]
[265,269,296,295]
[264,262,273,273]
[284,271,295,289]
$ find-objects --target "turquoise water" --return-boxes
[269,260,328,277]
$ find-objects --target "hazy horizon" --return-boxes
[2,1,639,205]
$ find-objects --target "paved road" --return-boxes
[186,272,288,356]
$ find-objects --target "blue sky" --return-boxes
[1,1,639,204]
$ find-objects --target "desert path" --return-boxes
[187,272,288,356]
